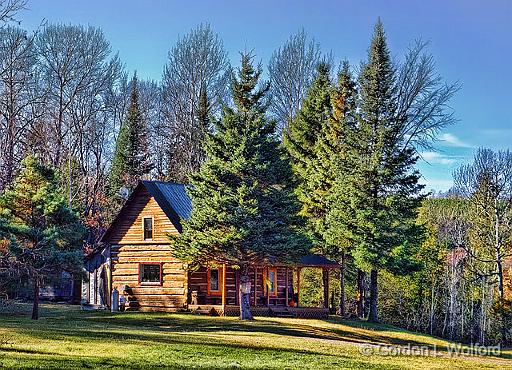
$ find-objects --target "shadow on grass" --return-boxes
[78,312,440,349]
[1,304,510,363]
[0,305,407,370]
[0,349,400,370]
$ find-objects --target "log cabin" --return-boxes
[82,180,338,317]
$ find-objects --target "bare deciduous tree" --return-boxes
[395,40,460,150]
[161,23,229,182]
[268,29,321,134]
[453,148,512,300]
[0,0,25,25]
[0,26,38,190]
[36,24,121,168]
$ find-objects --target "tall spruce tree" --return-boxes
[336,20,425,322]
[320,62,358,316]
[0,155,84,319]
[108,74,152,202]
[171,53,308,320]
[283,63,333,308]
[193,83,211,168]
[284,64,332,227]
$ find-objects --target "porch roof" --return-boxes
[296,254,340,268]
[262,254,339,268]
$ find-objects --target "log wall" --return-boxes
[111,244,188,311]
[107,188,188,312]
[107,187,180,245]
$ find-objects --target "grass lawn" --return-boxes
[0,303,511,369]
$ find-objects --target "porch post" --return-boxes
[296,267,301,308]
[285,267,289,306]
[266,267,270,307]
[221,264,226,310]
[254,266,257,307]
[323,267,330,310]
[235,269,239,307]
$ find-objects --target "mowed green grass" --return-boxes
[0,303,510,369]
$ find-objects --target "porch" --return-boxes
[186,254,339,318]
[188,304,330,319]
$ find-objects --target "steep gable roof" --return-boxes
[141,181,192,230]
[101,181,191,243]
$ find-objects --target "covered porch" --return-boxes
[187,254,339,318]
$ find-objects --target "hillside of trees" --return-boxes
[0,1,510,345]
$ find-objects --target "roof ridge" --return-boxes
[142,180,190,186]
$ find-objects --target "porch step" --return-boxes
[269,307,295,318]
[192,308,215,315]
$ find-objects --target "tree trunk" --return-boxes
[31,277,39,320]
[429,283,435,335]
[239,265,253,320]
[495,201,505,300]
[338,252,346,317]
[368,269,378,323]
[322,268,329,309]
[356,269,365,318]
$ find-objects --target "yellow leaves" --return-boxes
[0,238,10,253]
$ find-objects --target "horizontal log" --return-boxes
[114,252,177,258]
[112,244,173,251]
[127,306,185,313]
[163,274,186,283]
[129,287,185,295]
[128,300,186,308]
[111,262,184,270]
[116,257,183,263]
[128,293,185,301]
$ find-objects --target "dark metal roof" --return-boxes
[298,254,340,267]
[141,181,192,232]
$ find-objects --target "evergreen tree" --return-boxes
[321,62,358,316]
[171,53,308,320]
[284,64,332,245]
[335,20,425,322]
[0,155,84,319]
[108,74,152,201]
[284,64,333,307]
[197,83,210,133]
[192,83,211,169]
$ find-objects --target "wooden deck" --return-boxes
[188,305,329,319]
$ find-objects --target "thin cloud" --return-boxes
[438,133,473,148]
[419,151,459,165]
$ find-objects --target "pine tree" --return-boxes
[0,155,85,319]
[192,84,210,170]
[171,53,308,320]
[320,62,358,316]
[284,64,333,308]
[338,20,425,322]
[108,74,152,201]
[284,63,332,245]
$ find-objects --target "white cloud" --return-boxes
[438,133,473,148]
[419,151,458,165]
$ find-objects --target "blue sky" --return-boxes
[19,0,512,192]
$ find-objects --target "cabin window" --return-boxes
[143,217,153,240]
[266,268,277,297]
[139,263,162,285]
[207,267,223,296]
